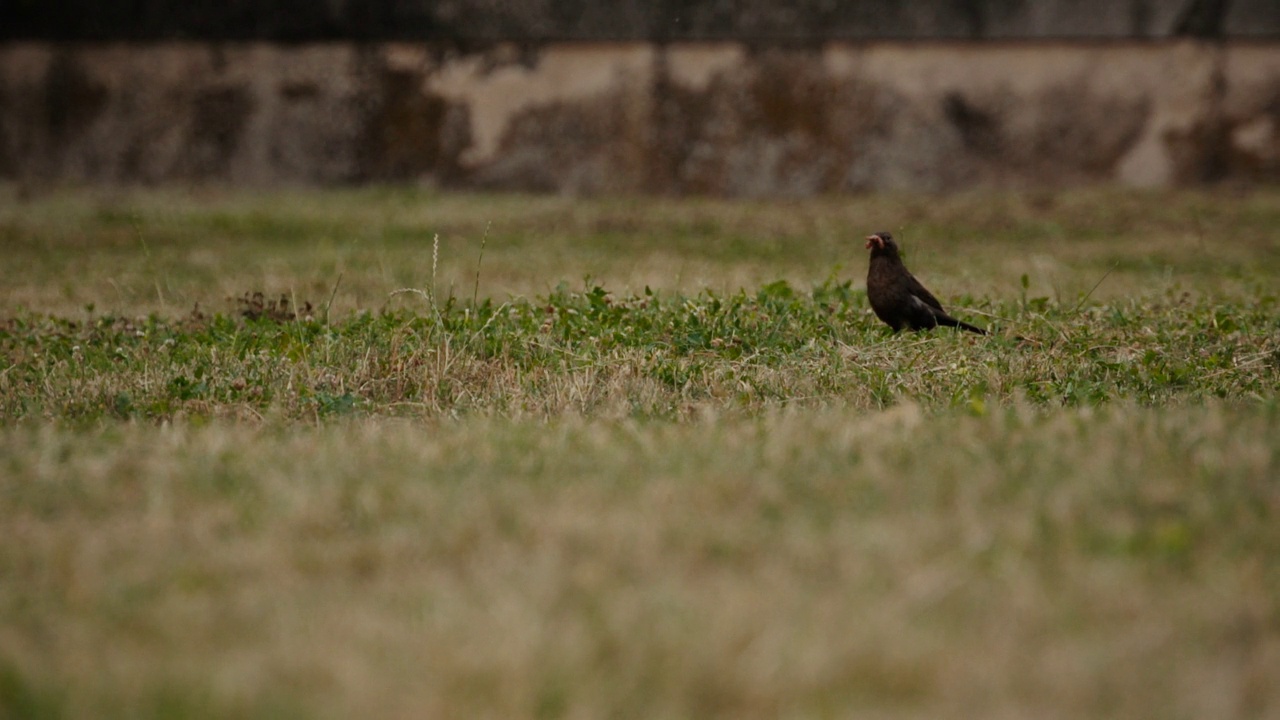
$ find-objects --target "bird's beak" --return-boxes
[865,234,880,250]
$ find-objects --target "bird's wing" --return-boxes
[905,294,940,329]
[905,273,945,312]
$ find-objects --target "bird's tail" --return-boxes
[937,314,987,335]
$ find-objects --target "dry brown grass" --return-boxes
[2,404,1278,719]
[2,185,1277,319]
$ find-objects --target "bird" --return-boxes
[864,231,986,335]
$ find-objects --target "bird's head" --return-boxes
[865,231,899,257]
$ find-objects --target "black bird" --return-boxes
[864,231,986,335]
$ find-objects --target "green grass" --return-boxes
[1,184,1279,719]
[2,279,1277,423]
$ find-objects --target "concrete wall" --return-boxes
[2,41,1279,193]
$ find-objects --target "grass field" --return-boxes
[1,185,1278,718]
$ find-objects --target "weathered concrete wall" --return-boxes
[2,41,1279,193]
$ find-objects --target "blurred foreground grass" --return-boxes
[3,406,1277,719]
[1,185,1279,719]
